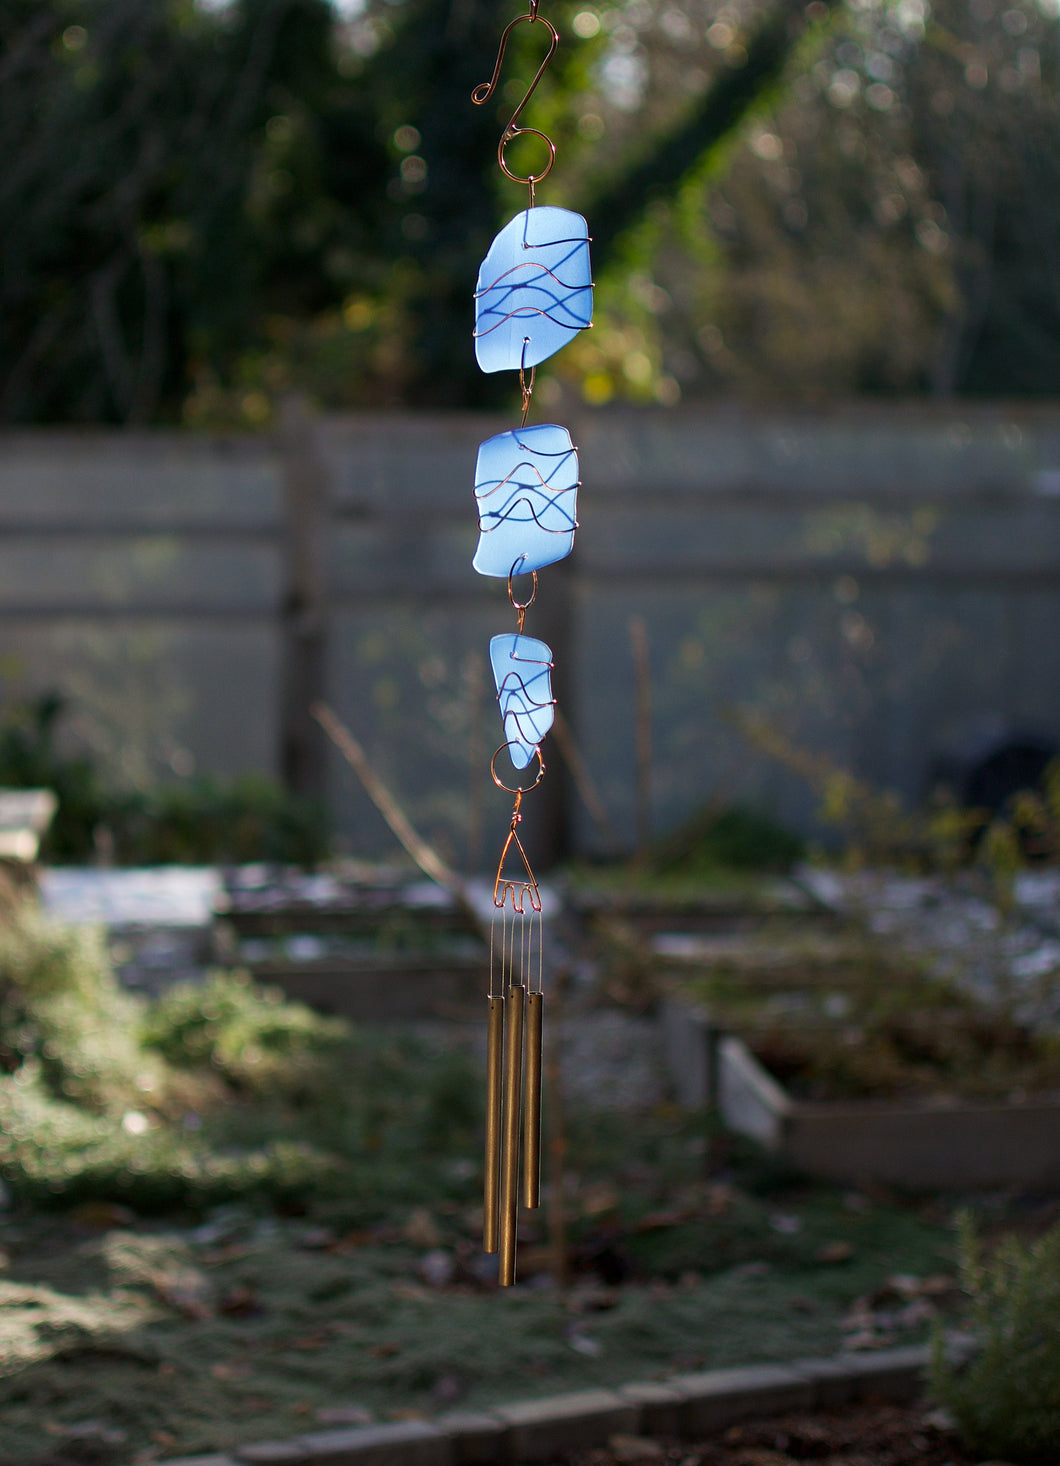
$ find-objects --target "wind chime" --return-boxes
[470,1,593,1287]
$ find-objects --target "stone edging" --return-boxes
[156,1344,931,1466]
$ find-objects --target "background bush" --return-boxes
[932,1211,1060,1464]
[0,693,328,865]
[0,907,487,1213]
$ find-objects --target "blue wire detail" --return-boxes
[473,424,579,578]
[474,206,593,373]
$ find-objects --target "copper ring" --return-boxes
[507,567,537,613]
[490,742,546,793]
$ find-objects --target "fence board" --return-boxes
[1,403,1059,864]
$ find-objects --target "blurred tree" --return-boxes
[4,0,1058,422]
[618,0,1060,403]
[0,0,391,422]
[912,0,1060,396]
[0,0,830,423]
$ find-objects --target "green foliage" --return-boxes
[142,969,346,1094]
[0,693,328,864]
[0,0,392,423]
[7,0,1060,421]
[0,1087,337,1211]
[0,694,108,860]
[0,910,147,1110]
[0,0,843,424]
[1007,758,1060,864]
[0,913,345,1207]
[0,908,489,1211]
[0,1188,953,1465]
[0,909,969,1463]
[734,705,1060,880]
[932,1213,1060,1463]
[643,0,1060,403]
[623,1167,942,1282]
[107,773,329,867]
[649,803,805,874]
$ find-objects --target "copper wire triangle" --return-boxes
[493,823,541,913]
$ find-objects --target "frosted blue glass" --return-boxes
[474,206,593,373]
[490,634,554,769]
[473,424,579,578]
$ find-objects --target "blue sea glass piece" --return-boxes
[490,634,555,769]
[474,206,593,373]
[473,424,579,578]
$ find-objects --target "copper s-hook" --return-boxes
[471,8,558,190]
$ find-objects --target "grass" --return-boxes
[0,907,978,1464]
[0,1179,958,1465]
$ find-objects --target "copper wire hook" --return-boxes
[519,358,535,427]
[471,9,559,188]
[507,566,537,632]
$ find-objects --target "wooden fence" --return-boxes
[2,400,1059,866]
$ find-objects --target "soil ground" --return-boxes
[566,1402,992,1466]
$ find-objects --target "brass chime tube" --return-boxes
[483,995,505,1254]
[522,991,543,1209]
[498,981,525,1286]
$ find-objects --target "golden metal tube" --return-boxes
[498,982,525,1286]
[522,991,543,1209]
[483,995,504,1254]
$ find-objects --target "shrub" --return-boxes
[0,912,486,1213]
[0,909,149,1110]
[0,1069,341,1211]
[0,693,328,864]
[109,773,328,867]
[0,693,106,860]
[0,915,348,1208]
[141,969,347,1094]
[649,804,804,875]
[931,1211,1060,1463]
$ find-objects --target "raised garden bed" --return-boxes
[658,915,1060,1189]
[716,1028,1060,1190]
[566,872,820,938]
[213,869,488,1022]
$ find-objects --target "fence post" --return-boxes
[278,395,328,803]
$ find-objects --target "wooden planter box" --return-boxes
[246,952,487,1023]
[214,876,488,1023]
[661,999,1060,1190]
